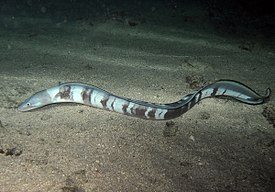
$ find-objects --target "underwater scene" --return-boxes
[0,0,275,191]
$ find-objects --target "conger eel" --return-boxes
[18,80,271,120]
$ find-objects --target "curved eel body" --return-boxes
[18,80,271,120]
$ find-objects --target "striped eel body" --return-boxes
[18,80,271,120]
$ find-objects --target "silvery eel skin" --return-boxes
[18,80,271,120]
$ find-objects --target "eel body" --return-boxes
[18,80,271,120]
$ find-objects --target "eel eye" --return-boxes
[26,103,31,106]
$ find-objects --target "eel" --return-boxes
[18,80,271,120]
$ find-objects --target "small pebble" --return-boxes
[5,147,23,156]
[189,135,195,142]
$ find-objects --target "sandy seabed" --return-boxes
[0,16,275,192]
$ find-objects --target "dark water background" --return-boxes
[1,0,274,38]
